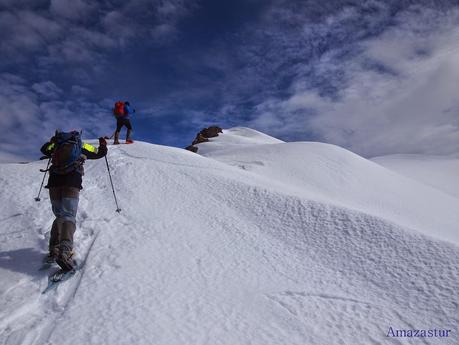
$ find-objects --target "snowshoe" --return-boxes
[42,268,77,294]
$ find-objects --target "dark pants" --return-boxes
[115,118,132,143]
[49,187,79,254]
[116,118,132,131]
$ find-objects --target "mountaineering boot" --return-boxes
[113,131,120,145]
[43,219,61,264]
[44,253,55,264]
[126,129,133,144]
[56,250,75,272]
[56,221,76,271]
[45,247,59,264]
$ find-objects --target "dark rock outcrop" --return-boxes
[185,126,223,153]
[200,126,222,138]
[185,145,198,153]
[192,133,209,145]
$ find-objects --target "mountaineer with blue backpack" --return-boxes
[40,131,107,271]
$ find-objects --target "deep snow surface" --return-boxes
[0,127,458,345]
[372,154,459,199]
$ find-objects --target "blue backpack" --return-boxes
[51,131,84,174]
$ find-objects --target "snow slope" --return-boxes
[201,128,459,245]
[372,154,459,199]
[0,152,29,164]
[0,128,458,345]
[196,127,284,155]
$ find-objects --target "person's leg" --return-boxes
[60,221,76,258]
[49,188,63,258]
[114,119,122,144]
[125,119,133,142]
[55,187,80,271]
[48,220,60,257]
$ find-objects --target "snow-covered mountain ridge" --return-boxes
[0,127,457,345]
[200,128,459,245]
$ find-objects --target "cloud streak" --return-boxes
[0,73,114,160]
[227,2,459,157]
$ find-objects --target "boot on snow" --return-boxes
[113,131,120,145]
[126,129,133,144]
[56,246,75,272]
[55,221,76,271]
[44,247,59,264]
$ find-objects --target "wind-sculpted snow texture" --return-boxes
[0,127,458,345]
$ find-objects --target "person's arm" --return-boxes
[125,105,135,115]
[40,141,55,157]
[82,138,108,159]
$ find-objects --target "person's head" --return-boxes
[125,101,130,106]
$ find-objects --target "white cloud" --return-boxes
[1,0,195,69]
[71,85,91,97]
[249,6,459,157]
[102,10,138,46]
[101,0,194,44]
[0,10,62,61]
[0,74,113,160]
[0,74,40,128]
[31,81,63,100]
[150,23,176,41]
[49,0,94,21]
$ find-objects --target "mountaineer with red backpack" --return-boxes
[113,100,135,144]
[40,131,107,272]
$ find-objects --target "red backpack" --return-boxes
[113,101,126,117]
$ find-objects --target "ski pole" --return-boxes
[104,131,116,140]
[105,155,121,213]
[35,157,51,202]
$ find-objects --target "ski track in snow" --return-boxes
[0,128,458,345]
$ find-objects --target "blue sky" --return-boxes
[1,0,459,161]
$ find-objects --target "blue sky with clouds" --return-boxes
[1,0,459,161]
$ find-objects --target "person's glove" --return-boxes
[98,137,107,146]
